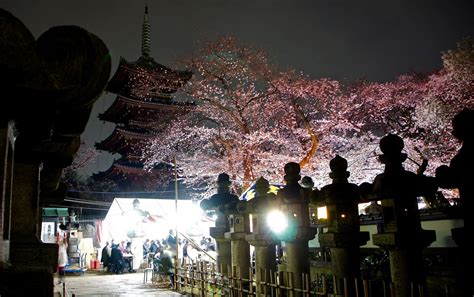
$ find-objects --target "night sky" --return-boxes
[2,0,473,175]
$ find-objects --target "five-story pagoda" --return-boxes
[93,6,192,191]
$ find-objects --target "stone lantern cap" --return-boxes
[217,172,232,187]
[247,177,277,212]
[284,162,301,183]
[379,134,407,164]
[200,172,239,211]
[255,176,270,194]
[451,107,474,141]
[329,155,350,181]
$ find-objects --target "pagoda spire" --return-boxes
[141,4,151,57]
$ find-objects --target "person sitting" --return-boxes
[143,239,151,259]
[153,246,175,287]
[149,240,158,254]
[123,241,134,272]
[200,236,207,249]
[118,240,127,253]
[206,238,215,251]
[110,243,125,274]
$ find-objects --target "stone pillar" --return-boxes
[283,231,315,292]
[316,156,369,296]
[277,163,317,294]
[251,241,276,288]
[372,215,435,297]
[0,121,14,266]
[10,162,42,244]
[11,166,58,264]
[319,234,368,295]
[7,161,58,297]
[225,205,251,282]
[210,212,231,274]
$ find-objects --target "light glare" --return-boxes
[266,210,288,234]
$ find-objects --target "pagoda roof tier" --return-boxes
[106,56,192,98]
[95,126,156,154]
[92,165,127,184]
[99,94,194,125]
[93,158,169,178]
[92,158,172,191]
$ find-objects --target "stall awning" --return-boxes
[42,207,69,217]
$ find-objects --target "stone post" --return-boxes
[277,163,317,294]
[316,155,369,296]
[362,135,436,297]
[7,161,58,297]
[225,202,251,284]
[201,173,239,275]
[10,162,42,244]
[246,177,279,295]
[209,211,232,274]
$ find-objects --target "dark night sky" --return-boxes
[2,0,473,175]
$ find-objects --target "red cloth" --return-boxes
[96,220,102,244]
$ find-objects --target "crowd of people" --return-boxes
[100,240,135,274]
[100,229,217,279]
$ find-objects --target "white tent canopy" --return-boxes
[102,198,214,245]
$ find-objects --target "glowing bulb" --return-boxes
[266,210,288,234]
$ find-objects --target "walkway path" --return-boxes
[54,270,183,296]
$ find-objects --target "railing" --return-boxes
[173,259,430,297]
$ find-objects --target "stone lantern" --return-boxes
[0,10,111,296]
[200,173,239,274]
[277,162,317,293]
[435,108,473,297]
[316,155,369,296]
[246,177,279,294]
[362,134,436,297]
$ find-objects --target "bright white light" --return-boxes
[180,203,204,226]
[266,210,288,234]
[212,214,218,220]
[317,207,327,219]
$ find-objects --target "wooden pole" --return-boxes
[173,154,179,291]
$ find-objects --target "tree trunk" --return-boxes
[292,101,319,168]
[242,149,254,190]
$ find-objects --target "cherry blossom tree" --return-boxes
[143,36,473,197]
[143,37,341,193]
[61,139,117,191]
[326,39,473,196]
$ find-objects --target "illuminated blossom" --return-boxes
[143,36,473,198]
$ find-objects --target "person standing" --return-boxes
[182,239,189,265]
[101,241,110,271]
[57,237,68,284]
[166,229,176,250]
